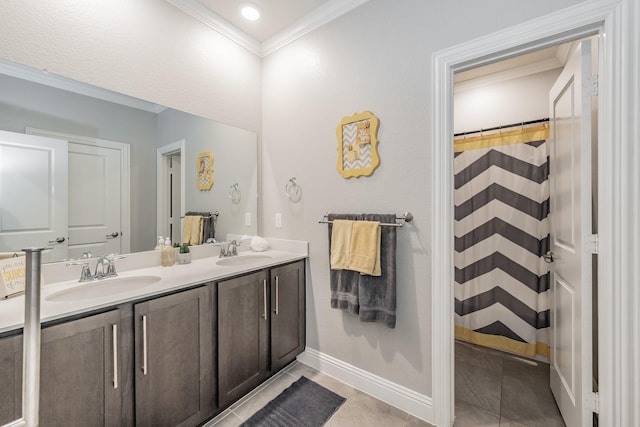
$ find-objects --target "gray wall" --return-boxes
[260,0,589,396]
[157,108,258,240]
[0,73,157,253]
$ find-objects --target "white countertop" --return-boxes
[0,239,307,335]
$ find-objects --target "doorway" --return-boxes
[157,140,185,245]
[451,38,597,426]
[429,2,624,426]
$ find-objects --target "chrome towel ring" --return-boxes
[285,177,302,202]
[228,183,241,204]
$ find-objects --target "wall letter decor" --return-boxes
[336,111,380,178]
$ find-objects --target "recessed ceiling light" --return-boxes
[240,3,261,21]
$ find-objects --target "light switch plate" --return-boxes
[275,213,282,228]
[245,212,251,226]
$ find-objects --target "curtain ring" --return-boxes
[285,178,302,202]
[228,183,241,204]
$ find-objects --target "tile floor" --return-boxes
[454,340,566,427]
[204,361,434,427]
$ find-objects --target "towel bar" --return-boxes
[181,211,220,219]
[318,212,413,227]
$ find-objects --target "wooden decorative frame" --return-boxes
[336,111,380,178]
[197,151,214,191]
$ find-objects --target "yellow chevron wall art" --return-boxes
[197,151,214,191]
[335,111,380,178]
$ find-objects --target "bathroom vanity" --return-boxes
[0,242,306,427]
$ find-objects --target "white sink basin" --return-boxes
[46,275,162,302]
[216,254,271,266]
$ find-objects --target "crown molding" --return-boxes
[262,0,370,56]
[0,59,165,113]
[166,0,262,56]
[167,0,369,57]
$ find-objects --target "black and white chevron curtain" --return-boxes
[454,125,550,359]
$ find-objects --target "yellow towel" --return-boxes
[182,216,193,244]
[182,215,203,245]
[347,220,381,276]
[330,220,353,270]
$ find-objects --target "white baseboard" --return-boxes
[297,347,434,424]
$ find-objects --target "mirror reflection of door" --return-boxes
[26,129,130,260]
[67,142,123,259]
[0,131,68,263]
[168,153,182,244]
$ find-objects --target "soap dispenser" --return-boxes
[162,237,176,266]
[155,236,164,251]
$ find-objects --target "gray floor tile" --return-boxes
[455,359,502,415]
[455,343,566,427]
[499,417,529,426]
[405,414,437,427]
[455,340,505,373]
[454,400,501,427]
[330,393,410,426]
[500,358,565,426]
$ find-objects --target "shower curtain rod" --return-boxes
[454,118,549,137]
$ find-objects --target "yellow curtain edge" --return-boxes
[454,124,549,153]
[455,326,550,360]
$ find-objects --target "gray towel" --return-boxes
[186,211,216,241]
[327,213,397,328]
[328,213,361,316]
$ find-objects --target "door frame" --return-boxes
[430,0,639,426]
[156,140,185,240]
[26,127,131,255]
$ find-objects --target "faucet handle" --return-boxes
[104,253,125,277]
[66,257,93,282]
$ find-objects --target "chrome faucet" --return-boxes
[66,252,124,282]
[94,256,109,279]
[219,240,239,258]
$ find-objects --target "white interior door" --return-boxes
[67,142,122,259]
[548,40,594,427]
[0,130,68,263]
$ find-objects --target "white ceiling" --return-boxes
[198,0,330,42]
[166,0,369,56]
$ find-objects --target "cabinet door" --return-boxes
[218,270,269,408]
[0,333,22,425]
[13,310,123,427]
[134,286,213,427]
[270,260,306,372]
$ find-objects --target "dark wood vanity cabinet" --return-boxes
[217,269,269,408]
[0,258,305,426]
[218,260,306,408]
[0,310,122,427]
[133,285,214,427]
[270,260,306,372]
[0,333,23,425]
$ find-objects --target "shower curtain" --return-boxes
[454,124,550,359]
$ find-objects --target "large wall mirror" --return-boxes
[0,60,258,263]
